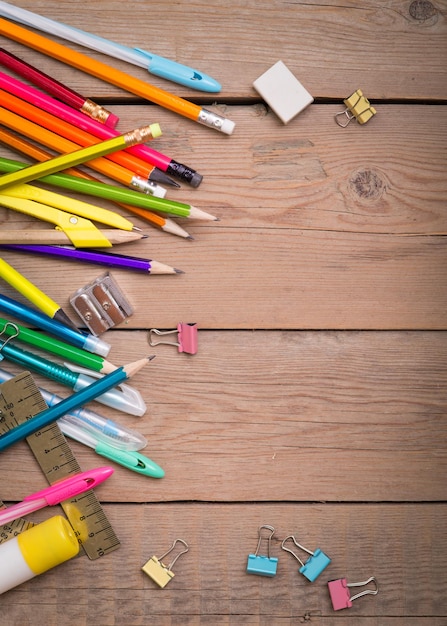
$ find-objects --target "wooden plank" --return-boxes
[0,1,446,100]
[1,330,445,502]
[0,104,445,329]
[0,504,444,625]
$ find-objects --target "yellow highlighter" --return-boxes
[0,257,76,329]
[1,183,137,232]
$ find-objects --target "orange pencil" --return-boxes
[0,88,163,185]
[0,17,235,135]
[0,126,191,239]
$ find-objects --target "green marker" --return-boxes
[0,317,116,374]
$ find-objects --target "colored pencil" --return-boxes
[0,229,145,246]
[0,46,119,127]
[0,156,217,221]
[0,356,154,451]
[0,122,161,191]
[0,127,192,239]
[0,17,235,135]
[0,86,176,188]
[1,245,184,275]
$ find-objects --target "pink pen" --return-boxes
[0,466,114,526]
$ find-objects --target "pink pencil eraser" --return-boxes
[104,112,120,128]
[253,60,313,124]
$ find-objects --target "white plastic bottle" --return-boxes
[0,515,79,594]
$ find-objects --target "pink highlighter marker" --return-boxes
[0,466,114,526]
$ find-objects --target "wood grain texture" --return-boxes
[1,330,445,503]
[0,0,445,623]
[0,104,446,330]
[0,1,445,100]
[0,504,445,625]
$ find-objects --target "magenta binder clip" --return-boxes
[281,535,331,582]
[328,576,378,611]
[148,323,198,355]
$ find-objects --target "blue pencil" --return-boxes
[0,356,153,451]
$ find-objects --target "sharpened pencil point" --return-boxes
[174,268,185,274]
[148,355,156,361]
[149,168,181,188]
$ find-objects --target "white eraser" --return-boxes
[253,60,314,124]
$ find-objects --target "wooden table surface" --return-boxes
[0,1,446,624]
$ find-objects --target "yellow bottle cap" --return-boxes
[17,515,79,575]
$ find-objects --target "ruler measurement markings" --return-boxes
[0,373,120,558]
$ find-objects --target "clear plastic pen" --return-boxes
[0,367,147,450]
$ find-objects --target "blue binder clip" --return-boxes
[246,524,278,577]
[281,535,331,582]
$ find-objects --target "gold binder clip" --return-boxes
[142,539,189,588]
[335,89,377,127]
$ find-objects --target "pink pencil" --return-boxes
[0,65,202,187]
[0,47,119,127]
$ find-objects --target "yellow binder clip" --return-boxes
[335,89,377,127]
[142,539,189,588]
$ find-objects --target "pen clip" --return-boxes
[23,466,114,506]
[63,362,147,416]
[0,195,113,248]
[134,48,221,91]
[94,442,165,478]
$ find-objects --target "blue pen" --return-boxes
[0,339,146,416]
[0,356,153,451]
[0,293,110,357]
[0,1,221,93]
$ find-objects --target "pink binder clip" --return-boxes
[148,323,198,355]
[328,576,378,611]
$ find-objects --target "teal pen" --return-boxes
[0,366,163,476]
[59,420,164,478]
[0,339,146,416]
[0,356,153,451]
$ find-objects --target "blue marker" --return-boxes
[0,293,110,356]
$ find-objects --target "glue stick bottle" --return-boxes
[0,515,79,594]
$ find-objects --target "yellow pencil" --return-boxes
[0,257,76,329]
[0,17,235,135]
[0,123,161,191]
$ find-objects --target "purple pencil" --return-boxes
[0,245,183,275]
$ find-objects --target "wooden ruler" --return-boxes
[0,371,120,559]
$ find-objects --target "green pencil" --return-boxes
[0,317,117,373]
[0,156,217,221]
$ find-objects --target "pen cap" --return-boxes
[17,515,79,574]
